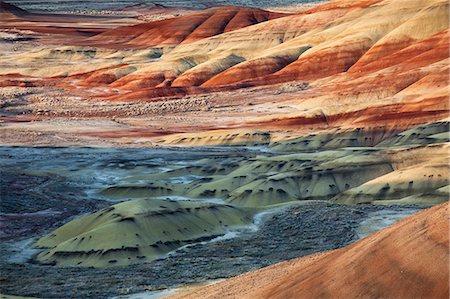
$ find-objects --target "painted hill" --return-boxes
[101,0,447,93]
[41,0,446,134]
[0,0,448,149]
[88,6,287,48]
[171,202,449,299]
[34,199,255,267]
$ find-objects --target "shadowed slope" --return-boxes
[171,202,449,299]
[0,1,29,18]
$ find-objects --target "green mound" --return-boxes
[99,182,183,199]
[378,121,449,147]
[97,122,448,209]
[270,128,385,152]
[270,121,449,152]
[30,122,449,269]
[333,162,449,204]
[34,199,254,267]
[98,149,395,207]
[223,150,393,207]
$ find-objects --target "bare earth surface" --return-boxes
[172,203,449,299]
[0,0,449,298]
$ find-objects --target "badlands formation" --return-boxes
[172,202,449,299]
[0,0,449,298]
[0,0,448,145]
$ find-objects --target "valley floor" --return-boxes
[0,146,430,298]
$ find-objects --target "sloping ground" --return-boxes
[333,143,449,204]
[34,199,254,267]
[171,202,449,299]
[0,0,447,141]
[0,1,28,18]
[0,2,140,37]
[31,120,449,268]
[233,0,449,86]
[99,148,394,207]
[87,0,372,92]
[97,0,448,97]
[87,6,287,48]
[73,0,450,136]
[89,121,449,208]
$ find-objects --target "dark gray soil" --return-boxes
[0,146,426,298]
[0,203,423,298]
[0,170,107,240]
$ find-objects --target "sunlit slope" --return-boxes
[1,0,447,136]
[171,203,449,299]
[97,0,448,98]
[87,6,286,48]
[334,140,450,204]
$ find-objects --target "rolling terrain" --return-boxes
[31,120,448,267]
[0,0,448,147]
[0,0,449,297]
[172,202,449,299]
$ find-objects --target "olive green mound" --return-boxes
[34,199,255,267]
